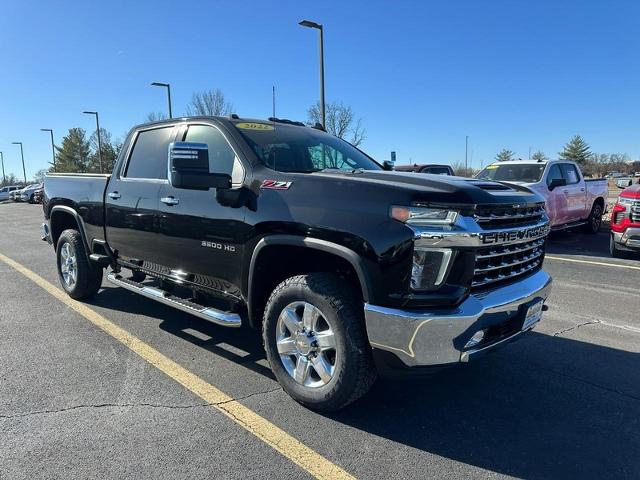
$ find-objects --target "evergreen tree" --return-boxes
[88,128,120,173]
[56,128,91,173]
[559,135,591,165]
[531,150,548,162]
[495,149,516,162]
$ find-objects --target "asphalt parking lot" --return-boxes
[1,202,639,479]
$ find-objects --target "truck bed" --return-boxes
[43,173,111,246]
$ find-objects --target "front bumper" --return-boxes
[612,228,640,251]
[364,270,552,368]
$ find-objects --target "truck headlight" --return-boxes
[391,206,458,226]
[411,247,453,291]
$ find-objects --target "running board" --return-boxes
[106,273,241,328]
[551,220,587,231]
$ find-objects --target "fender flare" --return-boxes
[50,205,92,263]
[247,235,374,325]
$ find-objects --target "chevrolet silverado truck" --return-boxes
[610,184,640,258]
[42,116,552,411]
[476,160,607,233]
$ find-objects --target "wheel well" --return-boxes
[249,245,364,329]
[50,211,80,249]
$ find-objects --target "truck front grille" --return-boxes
[631,201,640,223]
[474,203,546,229]
[472,238,546,290]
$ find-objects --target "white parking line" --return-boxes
[545,255,640,271]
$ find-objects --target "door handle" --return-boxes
[580,187,585,192]
[161,196,179,206]
[563,190,569,194]
[108,191,121,200]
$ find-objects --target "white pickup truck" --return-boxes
[476,160,607,233]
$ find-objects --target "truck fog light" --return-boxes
[411,247,453,291]
[465,330,486,349]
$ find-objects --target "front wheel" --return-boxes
[56,229,103,299]
[262,273,376,411]
[610,234,630,259]
[582,202,603,234]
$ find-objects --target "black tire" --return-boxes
[582,202,603,234]
[610,234,629,259]
[56,229,103,299]
[130,270,146,283]
[262,273,376,412]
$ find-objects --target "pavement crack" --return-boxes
[553,320,600,336]
[0,402,212,419]
[0,387,282,420]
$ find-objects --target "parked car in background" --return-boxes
[476,160,607,233]
[10,188,24,201]
[19,183,43,203]
[33,186,44,204]
[394,163,454,175]
[607,172,624,179]
[610,184,640,258]
[0,185,21,201]
[616,176,634,189]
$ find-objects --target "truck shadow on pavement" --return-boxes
[331,332,640,479]
[89,287,640,479]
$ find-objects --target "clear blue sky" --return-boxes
[1,0,639,180]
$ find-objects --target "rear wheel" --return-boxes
[56,229,103,299]
[262,273,376,411]
[582,202,603,234]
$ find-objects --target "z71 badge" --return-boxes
[261,179,292,190]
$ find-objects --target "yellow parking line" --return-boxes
[545,255,640,271]
[0,252,354,480]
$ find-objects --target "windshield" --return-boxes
[422,167,451,175]
[476,163,546,183]
[233,122,382,173]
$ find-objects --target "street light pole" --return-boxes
[0,151,5,184]
[299,20,326,128]
[465,135,469,171]
[11,142,27,184]
[41,128,56,172]
[83,111,104,173]
[151,82,172,119]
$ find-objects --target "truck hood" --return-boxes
[305,170,544,206]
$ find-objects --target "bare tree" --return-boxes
[146,111,167,122]
[187,89,233,116]
[451,161,476,178]
[307,101,365,147]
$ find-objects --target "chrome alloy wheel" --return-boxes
[60,242,77,288]
[276,301,337,388]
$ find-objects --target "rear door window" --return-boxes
[124,126,175,179]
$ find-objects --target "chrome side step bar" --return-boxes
[106,272,241,328]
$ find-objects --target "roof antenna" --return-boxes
[272,86,277,171]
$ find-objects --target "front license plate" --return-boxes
[522,300,544,331]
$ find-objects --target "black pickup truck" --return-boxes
[43,116,552,411]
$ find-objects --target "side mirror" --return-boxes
[168,142,231,190]
[548,178,566,190]
[382,160,395,171]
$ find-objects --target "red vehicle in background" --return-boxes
[610,184,640,258]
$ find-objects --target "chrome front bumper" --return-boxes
[612,228,640,250]
[364,270,552,367]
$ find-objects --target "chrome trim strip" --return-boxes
[475,239,545,259]
[107,273,241,327]
[472,260,542,287]
[412,215,550,248]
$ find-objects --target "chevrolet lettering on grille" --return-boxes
[480,224,550,245]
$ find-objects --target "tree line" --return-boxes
[494,135,639,177]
